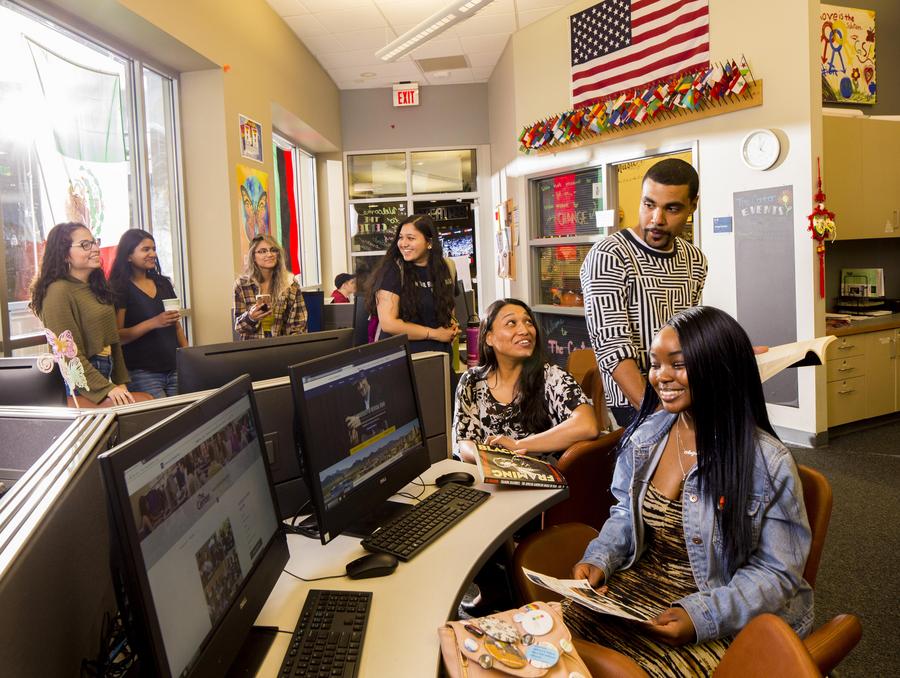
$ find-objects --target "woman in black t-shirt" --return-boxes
[109,229,187,398]
[366,214,459,354]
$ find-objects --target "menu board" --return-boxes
[534,168,604,238]
[351,201,408,252]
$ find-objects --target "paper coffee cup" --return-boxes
[163,297,181,313]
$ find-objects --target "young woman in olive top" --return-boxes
[29,222,135,406]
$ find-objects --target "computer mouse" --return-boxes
[345,552,399,580]
[434,471,476,488]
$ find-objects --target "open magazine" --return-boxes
[521,567,658,622]
[755,336,836,383]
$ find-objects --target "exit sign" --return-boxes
[393,82,419,107]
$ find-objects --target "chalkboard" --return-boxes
[535,168,604,238]
[734,186,798,408]
[538,313,592,368]
[351,201,408,252]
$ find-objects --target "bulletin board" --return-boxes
[734,186,798,408]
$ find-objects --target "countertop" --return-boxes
[826,312,900,337]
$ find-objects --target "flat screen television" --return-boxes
[288,335,430,544]
[99,376,288,677]
[177,328,353,394]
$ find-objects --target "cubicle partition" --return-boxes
[0,347,452,675]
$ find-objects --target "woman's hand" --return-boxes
[107,384,135,406]
[153,310,182,328]
[572,562,606,588]
[248,302,273,322]
[486,434,526,455]
[430,323,460,343]
[643,607,697,646]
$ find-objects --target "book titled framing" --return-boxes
[473,443,567,489]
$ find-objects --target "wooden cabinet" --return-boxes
[826,329,899,427]
[823,116,900,240]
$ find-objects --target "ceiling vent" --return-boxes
[414,55,469,73]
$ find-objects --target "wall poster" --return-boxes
[239,114,263,162]
[820,5,876,105]
[236,164,269,245]
[734,186,798,408]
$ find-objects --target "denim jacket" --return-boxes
[580,410,814,643]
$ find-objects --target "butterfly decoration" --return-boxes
[240,175,269,241]
[36,328,90,407]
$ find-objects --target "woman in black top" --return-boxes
[366,214,459,354]
[109,229,187,398]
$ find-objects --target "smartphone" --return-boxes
[255,294,272,312]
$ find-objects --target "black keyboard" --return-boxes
[361,482,490,561]
[279,589,371,678]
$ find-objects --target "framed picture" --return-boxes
[239,114,263,162]
[820,5,876,105]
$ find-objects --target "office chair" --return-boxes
[512,465,862,676]
[565,348,596,385]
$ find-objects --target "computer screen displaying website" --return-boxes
[122,395,278,678]
[299,345,423,512]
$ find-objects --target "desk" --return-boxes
[254,458,567,676]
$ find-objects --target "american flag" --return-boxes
[570,0,710,108]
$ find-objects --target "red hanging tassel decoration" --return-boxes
[807,158,836,298]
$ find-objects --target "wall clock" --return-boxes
[740,129,781,170]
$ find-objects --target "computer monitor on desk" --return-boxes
[288,335,430,544]
[177,328,353,394]
[99,376,288,677]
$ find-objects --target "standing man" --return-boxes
[580,158,707,427]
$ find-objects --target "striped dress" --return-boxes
[563,483,731,676]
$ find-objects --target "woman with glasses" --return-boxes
[109,229,187,398]
[233,234,307,340]
[29,222,135,406]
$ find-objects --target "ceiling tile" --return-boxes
[470,66,496,81]
[405,36,465,60]
[334,27,400,51]
[265,0,309,16]
[295,33,348,54]
[517,7,558,29]
[317,47,390,68]
[285,14,329,37]
[516,0,568,10]
[452,11,516,37]
[301,0,373,11]
[458,32,508,53]
[328,61,421,83]
[424,70,474,85]
[378,0,447,26]
[466,49,503,67]
[316,5,388,32]
[473,0,514,16]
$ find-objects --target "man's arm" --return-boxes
[611,359,645,409]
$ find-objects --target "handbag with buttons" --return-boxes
[438,601,591,677]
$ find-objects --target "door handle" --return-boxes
[837,389,856,395]
[837,367,853,372]
[837,344,856,350]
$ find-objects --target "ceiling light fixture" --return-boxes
[375,0,496,62]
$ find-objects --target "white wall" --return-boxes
[488,0,825,440]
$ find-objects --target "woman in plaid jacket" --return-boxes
[233,234,307,339]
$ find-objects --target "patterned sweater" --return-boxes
[38,277,129,403]
[233,275,308,340]
[579,229,706,408]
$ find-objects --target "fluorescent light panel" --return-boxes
[376,0,496,62]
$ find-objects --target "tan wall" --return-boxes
[107,0,342,343]
[489,0,826,439]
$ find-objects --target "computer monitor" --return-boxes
[177,328,353,394]
[99,376,288,677]
[288,335,430,544]
[0,357,67,407]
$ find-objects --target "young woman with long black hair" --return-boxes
[565,306,812,675]
[109,229,187,398]
[29,222,135,406]
[367,214,459,354]
[453,298,599,462]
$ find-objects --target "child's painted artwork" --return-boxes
[236,164,269,243]
[820,5,876,105]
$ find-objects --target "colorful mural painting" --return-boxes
[820,5,876,105]
[236,164,269,244]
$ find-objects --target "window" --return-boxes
[0,2,185,354]
[273,134,320,287]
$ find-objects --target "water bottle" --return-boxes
[466,314,480,368]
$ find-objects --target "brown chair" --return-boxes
[565,348,596,385]
[544,428,623,531]
[712,614,822,677]
[512,465,862,675]
[565,351,612,433]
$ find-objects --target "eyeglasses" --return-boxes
[70,238,101,251]
[255,248,278,255]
